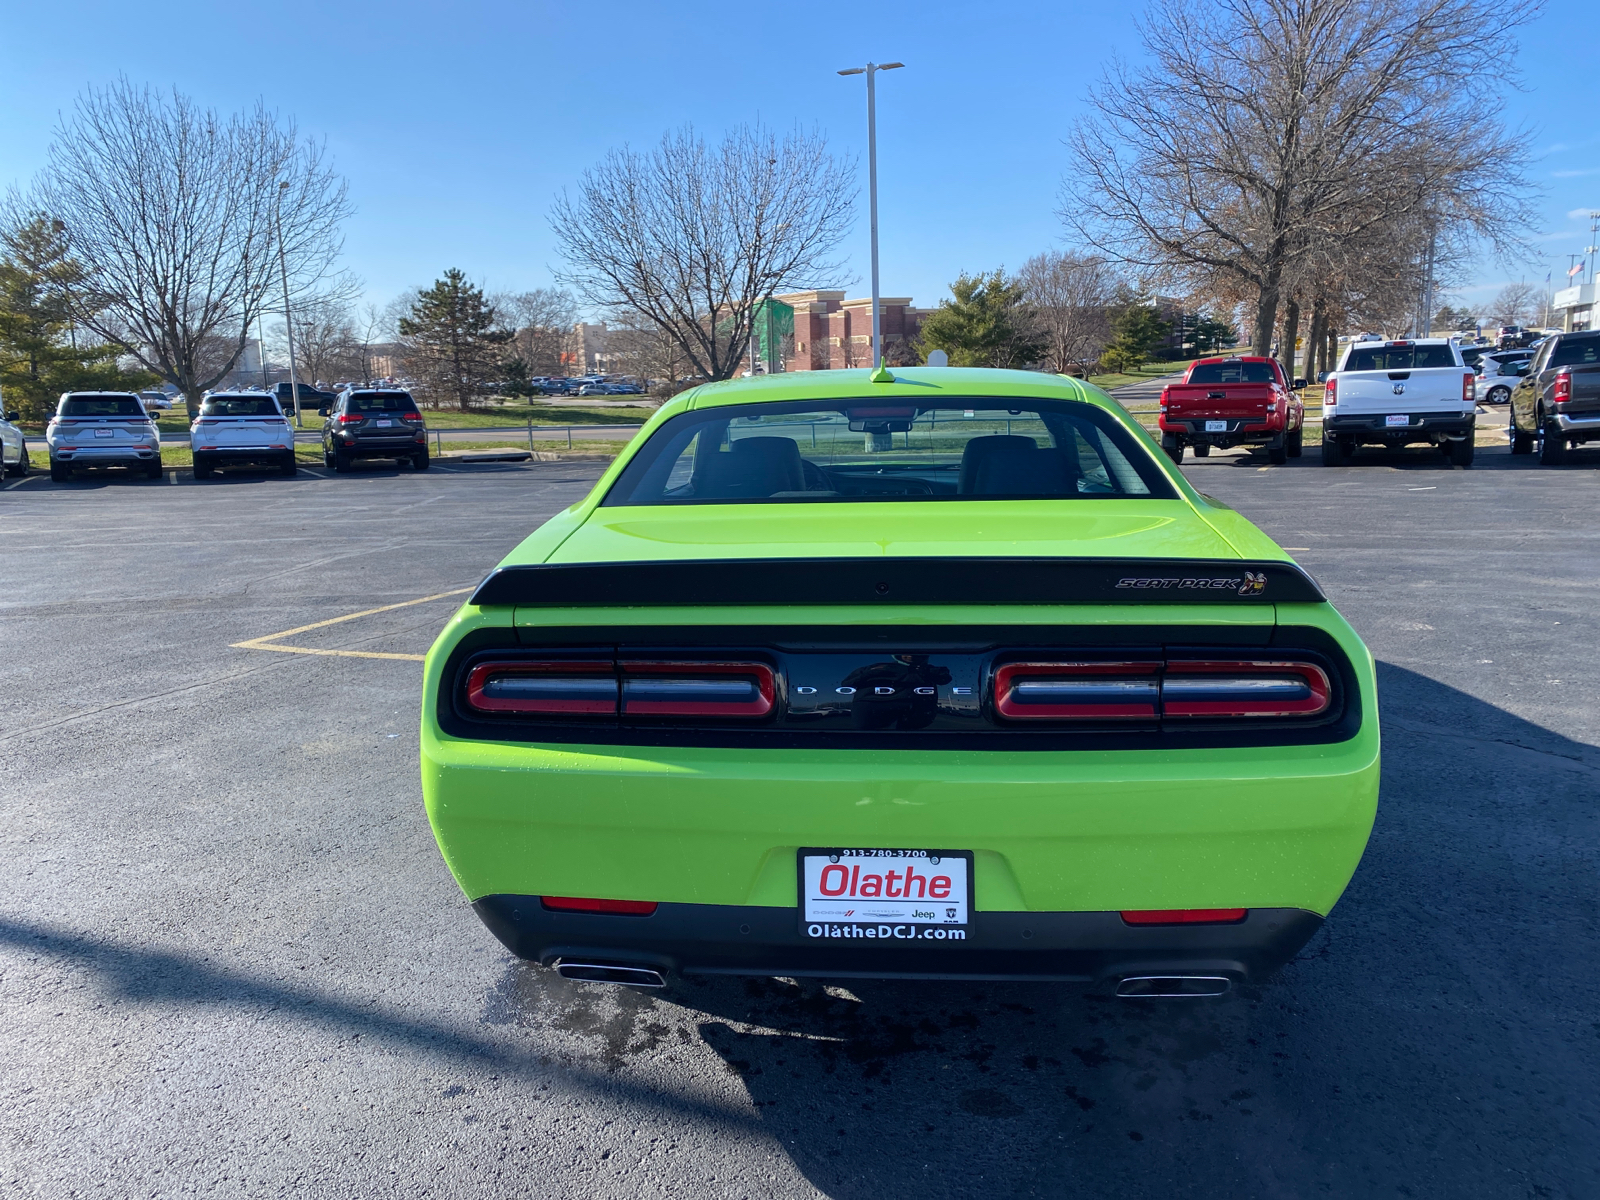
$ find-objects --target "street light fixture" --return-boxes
[837,60,904,375]
[275,180,303,427]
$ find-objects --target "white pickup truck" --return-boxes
[1321,338,1476,467]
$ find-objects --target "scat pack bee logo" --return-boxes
[1115,570,1269,597]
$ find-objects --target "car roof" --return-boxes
[1191,355,1273,364]
[682,367,1111,413]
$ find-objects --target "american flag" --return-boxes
[1569,263,1585,277]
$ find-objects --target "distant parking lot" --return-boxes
[2,450,1597,1197]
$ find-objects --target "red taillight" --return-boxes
[1462,372,1473,403]
[540,896,658,916]
[338,413,363,424]
[1160,660,1331,719]
[994,661,1161,720]
[464,660,616,715]
[402,412,422,421]
[994,658,1330,721]
[1121,909,1247,925]
[619,660,775,717]
[1554,373,1571,405]
[1323,378,1337,407]
[1158,387,1169,410]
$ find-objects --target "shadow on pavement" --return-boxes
[486,661,1600,1198]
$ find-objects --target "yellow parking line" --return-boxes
[231,587,473,661]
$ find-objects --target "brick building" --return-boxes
[776,290,930,371]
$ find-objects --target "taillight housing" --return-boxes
[461,656,775,721]
[402,412,423,421]
[1160,660,1331,718]
[994,660,1160,720]
[1462,372,1473,403]
[1323,378,1337,407]
[338,413,363,424]
[619,660,775,718]
[465,659,616,715]
[1158,387,1169,410]
[1554,373,1571,405]
[993,657,1332,722]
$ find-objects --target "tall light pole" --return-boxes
[275,181,303,426]
[838,60,903,373]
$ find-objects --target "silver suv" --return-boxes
[47,392,163,481]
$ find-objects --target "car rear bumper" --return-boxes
[1554,410,1600,432]
[339,435,426,457]
[1159,417,1284,444]
[471,895,1323,987]
[50,445,159,462]
[1325,413,1474,440]
[194,445,292,461]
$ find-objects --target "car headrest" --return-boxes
[694,435,805,499]
[958,435,1037,494]
[968,442,1076,497]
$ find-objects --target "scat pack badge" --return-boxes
[1115,571,1269,597]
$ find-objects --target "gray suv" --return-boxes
[321,388,429,472]
[1509,330,1600,464]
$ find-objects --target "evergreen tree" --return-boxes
[0,216,152,422]
[1098,304,1172,373]
[917,270,1044,368]
[1191,315,1238,355]
[398,269,513,410]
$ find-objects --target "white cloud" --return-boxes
[1553,169,1600,179]
[1569,207,1600,220]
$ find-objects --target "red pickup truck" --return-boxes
[1157,356,1306,465]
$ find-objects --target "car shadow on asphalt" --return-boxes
[483,660,1600,1197]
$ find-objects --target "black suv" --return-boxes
[321,389,429,472]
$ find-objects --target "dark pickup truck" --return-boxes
[1157,355,1305,465]
[1509,330,1600,464]
[272,381,338,412]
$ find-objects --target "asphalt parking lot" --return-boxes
[2,445,1597,1199]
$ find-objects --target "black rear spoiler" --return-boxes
[468,557,1324,608]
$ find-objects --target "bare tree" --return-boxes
[17,80,350,413]
[1489,281,1538,328]
[494,287,580,377]
[1016,251,1122,373]
[269,275,362,385]
[1062,0,1539,358]
[551,123,856,382]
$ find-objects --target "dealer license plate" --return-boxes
[798,849,973,944]
[376,419,392,427]
[95,428,114,437]
[1386,414,1410,427]
[1205,420,1227,432]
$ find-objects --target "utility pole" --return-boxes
[275,181,302,427]
[837,60,904,373]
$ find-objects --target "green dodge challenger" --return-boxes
[422,367,1379,997]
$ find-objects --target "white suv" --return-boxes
[47,392,164,481]
[1321,338,1476,467]
[191,392,297,479]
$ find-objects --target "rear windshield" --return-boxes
[1187,361,1277,384]
[347,392,416,413]
[1344,345,1458,371]
[201,396,281,417]
[1549,336,1600,369]
[59,395,145,416]
[602,398,1174,506]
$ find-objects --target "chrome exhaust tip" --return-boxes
[1115,975,1231,998]
[553,960,668,988]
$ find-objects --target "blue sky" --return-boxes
[0,0,1595,318]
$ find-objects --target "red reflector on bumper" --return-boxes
[540,896,658,916]
[1121,909,1247,925]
